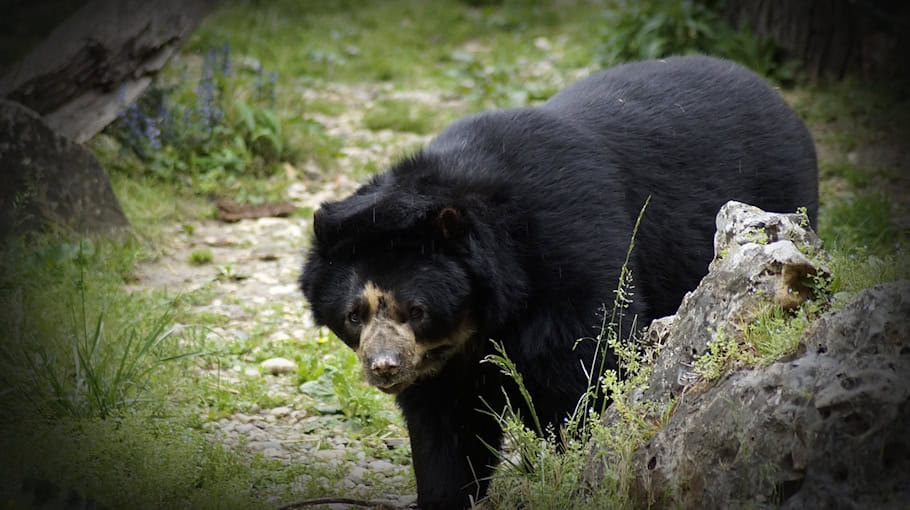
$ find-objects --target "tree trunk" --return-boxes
[0,0,217,142]
[723,0,909,79]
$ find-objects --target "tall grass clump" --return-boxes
[0,238,189,420]
[0,236,290,509]
[483,198,661,508]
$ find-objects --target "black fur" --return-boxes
[300,55,818,509]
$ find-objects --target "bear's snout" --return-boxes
[368,352,401,377]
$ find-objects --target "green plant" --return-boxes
[0,414,288,510]
[744,304,813,363]
[485,197,660,508]
[0,238,193,420]
[597,0,794,83]
[744,226,769,245]
[103,43,299,196]
[189,248,215,266]
[693,328,747,380]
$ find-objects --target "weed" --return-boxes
[744,305,812,363]
[743,226,769,245]
[189,248,215,266]
[826,250,910,295]
[820,161,872,189]
[485,197,659,508]
[693,328,750,381]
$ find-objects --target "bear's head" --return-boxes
[299,179,490,393]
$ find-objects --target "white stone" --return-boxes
[270,406,293,418]
[260,357,297,375]
[235,423,256,434]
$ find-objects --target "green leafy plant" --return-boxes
[105,44,294,194]
[597,0,795,83]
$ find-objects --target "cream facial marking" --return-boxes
[352,282,476,393]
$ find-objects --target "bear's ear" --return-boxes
[313,190,440,246]
[434,207,465,240]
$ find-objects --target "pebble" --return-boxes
[263,448,285,458]
[348,466,366,482]
[235,423,258,434]
[368,459,397,473]
[251,440,283,451]
[314,448,347,461]
[270,406,293,417]
[261,357,298,375]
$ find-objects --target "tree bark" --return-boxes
[0,0,217,142]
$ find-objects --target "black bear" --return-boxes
[300,55,817,509]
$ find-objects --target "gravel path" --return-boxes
[127,83,448,507]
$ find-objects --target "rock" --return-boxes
[710,200,826,273]
[269,406,293,418]
[233,413,254,424]
[262,448,285,458]
[622,281,910,509]
[235,423,257,434]
[260,357,297,375]
[643,201,827,401]
[586,202,910,509]
[314,449,346,461]
[0,100,129,240]
[348,466,366,482]
[250,440,283,451]
[368,459,398,473]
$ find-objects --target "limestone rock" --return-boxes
[587,201,910,509]
[643,201,827,401]
[629,281,910,509]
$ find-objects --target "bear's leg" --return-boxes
[397,370,504,509]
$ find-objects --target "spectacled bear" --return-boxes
[300,55,817,509]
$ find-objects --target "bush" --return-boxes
[597,0,797,83]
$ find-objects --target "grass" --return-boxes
[363,99,439,134]
[0,414,292,510]
[4,0,907,508]
[189,248,215,265]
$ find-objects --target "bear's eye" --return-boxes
[347,311,361,325]
[408,306,425,321]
